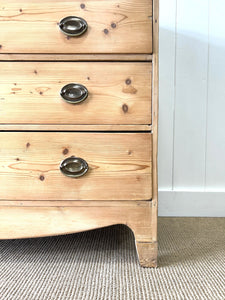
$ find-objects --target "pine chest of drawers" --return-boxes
[0,0,158,267]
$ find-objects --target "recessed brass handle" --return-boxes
[60,156,89,178]
[60,83,88,104]
[59,16,88,37]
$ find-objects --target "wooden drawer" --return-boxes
[0,0,152,54]
[0,62,152,125]
[0,132,152,201]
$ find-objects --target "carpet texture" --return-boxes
[0,217,224,300]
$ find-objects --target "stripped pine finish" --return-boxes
[0,62,152,125]
[0,124,152,131]
[0,0,158,268]
[0,201,156,265]
[0,132,152,201]
[0,200,150,207]
[151,0,159,248]
[0,54,153,61]
[0,201,153,241]
[0,0,152,53]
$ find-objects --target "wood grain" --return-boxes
[0,0,152,54]
[0,62,152,125]
[0,124,152,131]
[0,200,150,207]
[151,0,159,244]
[0,201,153,241]
[0,54,152,61]
[136,241,157,267]
[0,132,152,201]
[0,0,158,268]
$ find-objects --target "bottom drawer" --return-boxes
[0,132,152,201]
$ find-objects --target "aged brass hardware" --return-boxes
[60,156,89,178]
[59,16,88,37]
[60,83,88,104]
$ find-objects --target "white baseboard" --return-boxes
[158,190,225,217]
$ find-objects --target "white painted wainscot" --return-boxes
[158,0,225,216]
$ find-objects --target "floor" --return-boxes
[0,217,224,300]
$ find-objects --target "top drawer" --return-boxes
[0,0,152,54]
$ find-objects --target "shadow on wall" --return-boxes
[158,27,225,192]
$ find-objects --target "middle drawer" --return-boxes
[0,62,152,125]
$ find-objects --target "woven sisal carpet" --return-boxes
[0,218,224,300]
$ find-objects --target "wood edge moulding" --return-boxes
[0,200,151,207]
[0,54,153,62]
[0,124,152,131]
[151,0,159,248]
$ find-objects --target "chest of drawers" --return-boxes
[0,0,158,267]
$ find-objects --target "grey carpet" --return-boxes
[0,218,224,300]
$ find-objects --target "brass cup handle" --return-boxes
[60,156,89,178]
[59,16,88,37]
[60,83,88,104]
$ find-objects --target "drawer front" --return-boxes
[0,62,152,125]
[0,0,152,54]
[0,132,152,201]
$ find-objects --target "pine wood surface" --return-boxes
[0,54,152,61]
[0,200,149,207]
[151,0,159,245]
[0,132,152,201]
[0,62,152,125]
[0,124,152,131]
[0,201,153,243]
[0,0,158,268]
[0,0,152,54]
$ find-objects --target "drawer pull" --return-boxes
[60,156,89,178]
[59,16,88,37]
[60,83,88,104]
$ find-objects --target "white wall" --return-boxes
[158,0,225,216]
